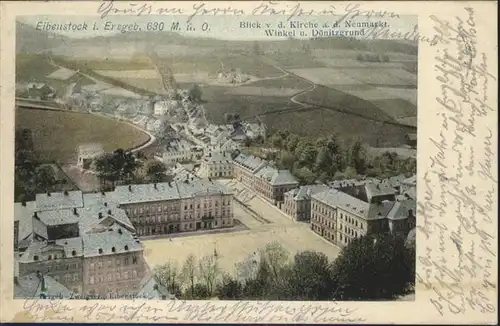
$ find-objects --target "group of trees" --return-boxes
[154,234,415,301]
[265,130,416,185]
[94,149,172,188]
[356,53,390,62]
[94,149,141,188]
[188,84,203,103]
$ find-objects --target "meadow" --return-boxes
[16,108,150,163]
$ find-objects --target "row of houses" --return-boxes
[14,178,235,299]
[199,148,417,248]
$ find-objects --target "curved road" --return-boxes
[242,55,417,131]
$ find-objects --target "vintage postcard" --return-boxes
[0,1,497,324]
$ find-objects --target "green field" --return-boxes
[247,75,311,89]
[200,85,294,124]
[16,53,96,97]
[16,108,150,163]
[370,98,417,119]
[294,85,396,122]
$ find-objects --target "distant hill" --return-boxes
[16,21,70,53]
[16,19,417,57]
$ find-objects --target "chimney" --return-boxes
[154,183,157,189]
[33,212,38,219]
[104,202,108,207]
[118,229,122,234]
[21,201,26,207]
[14,276,19,285]
[98,212,103,219]
[101,191,106,196]
[64,190,69,196]
[168,182,172,187]
[108,209,112,215]
[128,185,132,192]
[47,191,51,197]
[73,208,78,215]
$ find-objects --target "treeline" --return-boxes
[265,130,416,185]
[154,233,415,301]
[356,53,390,62]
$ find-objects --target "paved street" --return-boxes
[142,178,342,276]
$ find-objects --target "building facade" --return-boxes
[199,150,233,179]
[114,180,234,237]
[283,185,330,221]
[233,154,298,206]
[310,181,416,248]
[14,189,153,298]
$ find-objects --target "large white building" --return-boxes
[199,150,233,179]
[154,100,180,116]
[162,139,195,166]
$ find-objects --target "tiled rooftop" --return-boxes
[14,273,72,299]
[82,227,142,257]
[312,188,394,220]
[233,153,267,173]
[35,191,84,211]
[138,275,174,299]
[364,182,397,202]
[19,237,83,263]
[387,198,416,220]
[286,185,330,201]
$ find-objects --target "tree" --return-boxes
[188,84,203,102]
[331,234,415,300]
[181,254,198,299]
[217,274,244,299]
[154,260,180,295]
[259,242,290,286]
[288,251,335,300]
[34,165,57,191]
[145,160,167,182]
[235,252,261,282]
[277,151,295,170]
[94,152,120,188]
[198,255,220,296]
[295,166,316,185]
[191,283,211,299]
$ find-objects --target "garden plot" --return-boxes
[290,68,363,85]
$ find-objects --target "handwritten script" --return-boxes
[417,7,497,316]
[21,299,364,323]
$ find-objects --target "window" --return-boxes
[116,273,120,280]
[116,258,120,266]
[48,255,52,260]
[108,260,112,267]
[34,255,39,261]
[98,262,103,269]
[90,263,95,270]
[125,258,129,265]
[107,274,112,282]
[73,273,78,281]
[132,257,137,264]
[124,271,129,279]
[89,276,95,284]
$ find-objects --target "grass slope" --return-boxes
[16,108,150,163]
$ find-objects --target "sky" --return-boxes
[19,14,418,41]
